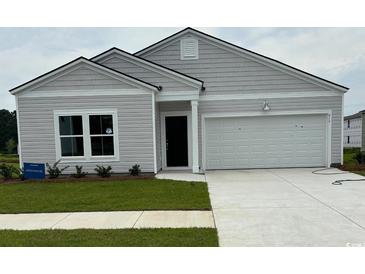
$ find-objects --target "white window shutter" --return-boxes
[181,38,199,60]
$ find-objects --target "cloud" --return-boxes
[0,28,364,116]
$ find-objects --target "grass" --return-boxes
[0,179,211,213]
[0,153,19,163]
[0,228,219,247]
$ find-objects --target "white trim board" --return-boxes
[160,111,192,171]
[156,90,200,102]
[152,93,157,174]
[18,88,150,98]
[341,94,344,164]
[201,109,332,170]
[54,109,120,163]
[15,95,22,167]
[199,91,342,101]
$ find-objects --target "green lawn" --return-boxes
[0,179,211,213]
[0,153,19,163]
[0,228,219,247]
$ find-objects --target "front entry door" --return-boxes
[165,116,188,167]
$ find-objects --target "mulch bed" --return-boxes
[0,174,155,184]
[338,164,365,172]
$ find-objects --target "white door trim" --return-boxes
[160,111,192,170]
[201,109,332,170]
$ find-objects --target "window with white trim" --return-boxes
[89,115,114,156]
[180,38,199,60]
[59,115,84,157]
[55,110,119,161]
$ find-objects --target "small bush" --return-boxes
[0,164,18,180]
[129,164,141,176]
[71,165,87,178]
[46,160,69,179]
[354,151,365,164]
[94,165,112,177]
[16,168,25,181]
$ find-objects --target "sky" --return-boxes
[0,27,364,115]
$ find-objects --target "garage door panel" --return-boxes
[205,114,327,169]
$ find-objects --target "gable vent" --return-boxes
[180,38,199,60]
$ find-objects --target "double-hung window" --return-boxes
[55,110,118,161]
[59,115,84,157]
[89,115,115,156]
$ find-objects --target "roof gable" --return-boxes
[91,47,203,89]
[135,28,349,92]
[10,57,159,95]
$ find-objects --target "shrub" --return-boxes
[71,165,87,178]
[46,160,69,179]
[0,164,18,180]
[16,168,25,181]
[94,165,112,177]
[129,164,141,176]
[354,151,365,164]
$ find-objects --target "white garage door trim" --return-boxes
[201,109,332,170]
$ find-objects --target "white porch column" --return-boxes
[191,100,199,173]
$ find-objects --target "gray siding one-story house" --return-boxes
[10,28,349,174]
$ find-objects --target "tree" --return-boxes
[0,109,18,153]
[5,138,17,154]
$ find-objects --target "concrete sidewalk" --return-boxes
[0,210,215,230]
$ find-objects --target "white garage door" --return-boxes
[205,114,327,169]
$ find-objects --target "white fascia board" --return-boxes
[92,49,202,88]
[137,29,348,93]
[10,58,158,95]
[18,89,151,98]
[199,90,343,101]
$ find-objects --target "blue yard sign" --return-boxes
[23,163,45,180]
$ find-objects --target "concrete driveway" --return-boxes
[206,168,365,247]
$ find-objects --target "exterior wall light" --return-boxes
[263,100,271,111]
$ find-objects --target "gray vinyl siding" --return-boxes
[30,65,135,91]
[18,94,154,174]
[140,36,330,94]
[96,54,196,92]
[198,96,342,167]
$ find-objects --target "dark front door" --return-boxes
[165,116,188,167]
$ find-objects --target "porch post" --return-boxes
[191,100,200,173]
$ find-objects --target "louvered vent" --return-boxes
[180,38,199,60]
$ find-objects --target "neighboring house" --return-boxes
[344,110,364,148]
[10,28,349,174]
